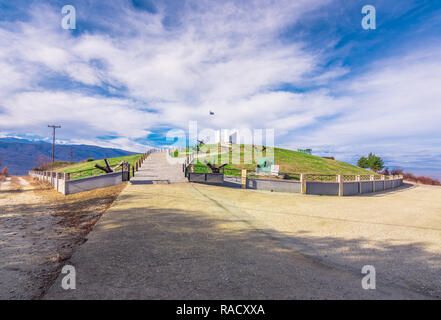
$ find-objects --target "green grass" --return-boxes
[190,144,373,177]
[55,154,144,180]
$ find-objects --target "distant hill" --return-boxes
[0,138,137,175]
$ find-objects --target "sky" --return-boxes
[0,0,440,178]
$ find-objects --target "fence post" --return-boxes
[64,172,70,181]
[241,169,247,189]
[122,162,130,181]
[338,174,343,196]
[391,175,395,188]
[132,166,135,178]
[356,175,361,193]
[300,173,306,194]
[370,175,375,192]
[56,172,62,191]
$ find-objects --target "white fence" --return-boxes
[29,170,124,195]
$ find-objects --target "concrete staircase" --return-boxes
[130,152,187,184]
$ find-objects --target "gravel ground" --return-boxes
[0,177,126,299]
[193,182,441,298]
[44,181,439,299]
[0,176,57,299]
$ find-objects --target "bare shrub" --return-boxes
[401,171,440,186]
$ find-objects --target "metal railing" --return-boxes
[184,166,397,183]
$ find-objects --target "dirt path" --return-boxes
[0,176,58,299]
[0,176,12,189]
[43,182,439,299]
[0,176,126,299]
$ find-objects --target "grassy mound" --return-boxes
[55,154,143,179]
[192,145,372,176]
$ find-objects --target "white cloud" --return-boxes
[282,46,441,171]
[0,0,337,152]
[0,0,439,176]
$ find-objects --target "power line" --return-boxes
[48,125,61,164]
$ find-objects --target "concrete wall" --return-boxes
[243,177,403,196]
[375,181,384,192]
[306,182,339,196]
[188,173,224,184]
[343,182,359,196]
[64,172,122,195]
[224,176,241,183]
[385,180,393,189]
[30,171,123,195]
[205,173,224,184]
[360,181,373,193]
[247,178,301,193]
[189,173,206,183]
[223,176,402,196]
[57,175,66,194]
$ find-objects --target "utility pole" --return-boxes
[48,125,61,164]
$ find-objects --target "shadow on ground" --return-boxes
[43,191,439,299]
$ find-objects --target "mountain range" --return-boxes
[0,138,137,175]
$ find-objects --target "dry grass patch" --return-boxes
[32,179,127,233]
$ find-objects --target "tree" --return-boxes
[391,168,403,175]
[357,153,385,172]
[367,153,384,172]
[357,156,369,168]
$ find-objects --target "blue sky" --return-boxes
[0,0,440,178]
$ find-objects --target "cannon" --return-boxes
[204,160,227,174]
